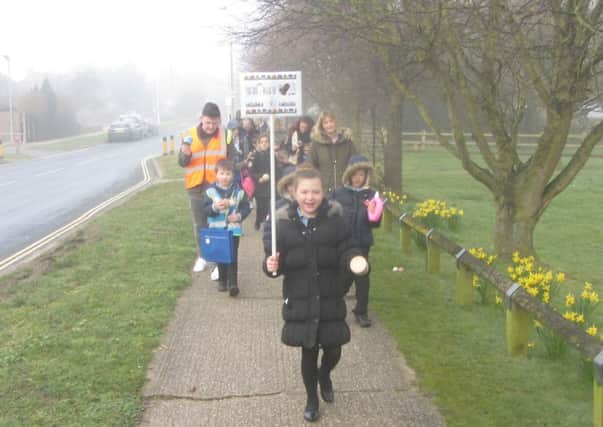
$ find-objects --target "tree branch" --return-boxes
[540,118,603,213]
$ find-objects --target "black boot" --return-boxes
[228,263,239,297]
[318,369,334,403]
[303,398,320,422]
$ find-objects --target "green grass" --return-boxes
[1,145,601,425]
[398,145,603,286]
[369,145,603,426]
[35,133,107,151]
[154,154,184,180]
[0,180,193,426]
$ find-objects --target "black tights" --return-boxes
[301,346,342,408]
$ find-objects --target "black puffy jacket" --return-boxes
[330,187,380,248]
[263,199,360,349]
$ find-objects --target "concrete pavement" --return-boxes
[139,227,446,426]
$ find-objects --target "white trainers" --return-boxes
[210,266,220,281]
[193,257,207,272]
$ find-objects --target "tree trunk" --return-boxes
[383,95,403,192]
[493,193,537,258]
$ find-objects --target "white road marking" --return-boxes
[0,156,153,273]
[0,180,17,187]
[34,168,64,177]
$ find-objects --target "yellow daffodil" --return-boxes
[563,311,577,321]
[565,293,576,307]
[587,325,598,336]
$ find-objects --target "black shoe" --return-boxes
[217,282,227,292]
[318,374,334,403]
[303,406,320,422]
[354,312,372,327]
[229,286,239,297]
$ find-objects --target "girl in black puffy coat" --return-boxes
[264,168,368,423]
[330,155,382,328]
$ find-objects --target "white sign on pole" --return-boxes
[240,71,302,117]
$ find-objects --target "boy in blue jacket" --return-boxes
[330,155,381,327]
[204,159,252,296]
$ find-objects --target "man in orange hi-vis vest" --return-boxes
[178,102,228,272]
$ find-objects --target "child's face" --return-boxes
[299,121,309,133]
[216,168,234,187]
[286,183,295,199]
[257,137,269,151]
[350,170,367,188]
[295,177,324,217]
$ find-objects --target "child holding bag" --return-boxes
[204,159,251,296]
[330,155,382,327]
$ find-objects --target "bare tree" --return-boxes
[238,0,603,257]
[234,0,417,191]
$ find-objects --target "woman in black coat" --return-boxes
[264,168,366,422]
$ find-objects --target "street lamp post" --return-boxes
[155,71,161,127]
[2,55,14,148]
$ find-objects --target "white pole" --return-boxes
[269,114,277,258]
[155,71,161,126]
[4,56,14,146]
[229,42,234,121]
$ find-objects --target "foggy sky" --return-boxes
[0,0,251,82]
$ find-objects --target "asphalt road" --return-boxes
[0,132,178,261]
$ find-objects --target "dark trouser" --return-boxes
[218,236,240,289]
[348,247,371,315]
[301,346,342,408]
[187,185,208,257]
[255,195,270,228]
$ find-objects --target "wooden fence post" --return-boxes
[401,223,412,255]
[505,284,529,357]
[455,249,473,306]
[594,354,603,427]
[383,208,392,232]
[595,379,603,427]
[425,230,440,273]
[399,213,412,255]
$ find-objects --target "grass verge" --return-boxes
[33,133,107,151]
[0,178,193,426]
[369,145,602,426]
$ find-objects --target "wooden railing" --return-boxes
[381,204,603,426]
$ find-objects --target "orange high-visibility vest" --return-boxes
[184,127,227,189]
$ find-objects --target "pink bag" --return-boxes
[241,173,255,198]
[367,191,384,223]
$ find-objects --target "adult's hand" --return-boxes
[181,144,192,156]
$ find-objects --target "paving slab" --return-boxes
[140,227,446,426]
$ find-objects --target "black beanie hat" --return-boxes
[201,102,221,118]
